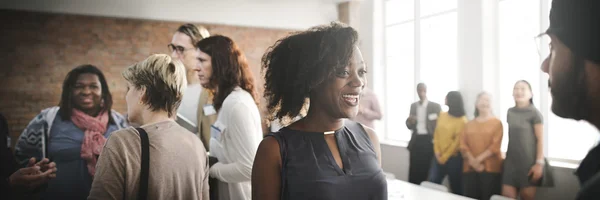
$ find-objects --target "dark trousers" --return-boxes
[408,134,434,185]
[463,172,502,200]
[428,154,463,195]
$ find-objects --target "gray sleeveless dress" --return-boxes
[267,120,388,200]
[503,105,543,188]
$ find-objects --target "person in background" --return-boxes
[502,80,545,200]
[1,113,58,199]
[88,54,209,200]
[351,87,382,128]
[406,83,442,185]
[460,92,503,200]
[196,35,262,200]
[428,91,467,195]
[539,0,600,199]
[14,65,127,199]
[169,23,214,151]
[253,22,386,200]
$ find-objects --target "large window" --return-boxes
[498,0,542,152]
[382,0,458,142]
[499,0,599,161]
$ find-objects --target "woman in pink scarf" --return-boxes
[15,65,128,200]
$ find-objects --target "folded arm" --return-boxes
[210,103,261,183]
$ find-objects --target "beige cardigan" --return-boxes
[88,120,209,200]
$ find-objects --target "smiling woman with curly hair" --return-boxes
[252,22,387,200]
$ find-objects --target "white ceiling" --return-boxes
[0,0,340,29]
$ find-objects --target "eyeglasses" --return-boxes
[534,33,552,58]
[168,44,194,54]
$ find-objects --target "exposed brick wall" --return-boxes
[0,10,293,148]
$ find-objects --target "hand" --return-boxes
[435,153,442,163]
[9,165,55,191]
[469,158,484,172]
[35,158,58,179]
[473,162,485,172]
[476,164,485,172]
[407,116,417,125]
[528,163,543,183]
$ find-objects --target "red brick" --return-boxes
[0,10,293,143]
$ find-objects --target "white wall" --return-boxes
[0,0,338,30]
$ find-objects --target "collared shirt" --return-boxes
[178,84,203,126]
[416,100,429,134]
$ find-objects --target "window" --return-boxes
[498,0,542,152]
[382,0,458,142]
[499,0,599,160]
[547,99,600,160]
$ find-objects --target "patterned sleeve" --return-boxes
[111,110,129,129]
[14,112,48,167]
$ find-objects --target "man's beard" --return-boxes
[550,54,589,121]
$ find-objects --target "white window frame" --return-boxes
[376,0,597,165]
[380,0,458,144]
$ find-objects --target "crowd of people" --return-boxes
[405,80,550,200]
[0,0,599,199]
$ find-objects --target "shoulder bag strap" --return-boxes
[136,128,150,200]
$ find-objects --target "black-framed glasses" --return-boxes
[534,33,551,58]
[168,44,194,54]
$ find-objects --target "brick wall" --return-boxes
[0,10,293,147]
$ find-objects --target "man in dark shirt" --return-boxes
[539,0,600,199]
[1,113,57,199]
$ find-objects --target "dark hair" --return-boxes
[417,83,426,90]
[515,80,534,105]
[474,92,489,117]
[262,22,358,121]
[446,91,466,117]
[196,35,259,111]
[58,64,113,123]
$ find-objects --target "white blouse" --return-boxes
[209,87,262,200]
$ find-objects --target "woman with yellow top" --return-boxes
[428,91,468,195]
[460,92,503,200]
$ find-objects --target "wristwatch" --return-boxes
[536,159,545,165]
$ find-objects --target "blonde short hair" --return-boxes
[123,54,187,117]
[177,24,210,46]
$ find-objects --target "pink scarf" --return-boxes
[71,109,109,177]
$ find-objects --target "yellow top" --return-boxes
[433,112,468,164]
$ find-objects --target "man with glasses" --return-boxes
[169,24,215,152]
[170,23,219,200]
[539,0,600,199]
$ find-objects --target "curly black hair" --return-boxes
[262,22,358,122]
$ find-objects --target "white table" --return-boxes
[387,179,475,200]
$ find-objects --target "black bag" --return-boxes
[529,158,555,187]
[136,128,150,200]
